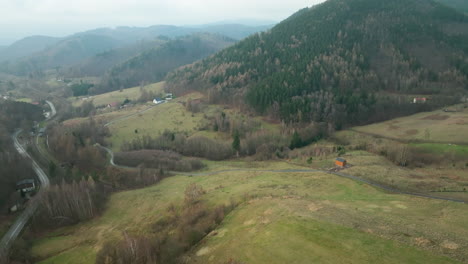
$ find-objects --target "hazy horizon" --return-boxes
[0,0,326,45]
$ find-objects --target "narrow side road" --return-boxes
[97,145,466,204]
[45,100,57,118]
[0,131,50,260]
[0,100,56,260]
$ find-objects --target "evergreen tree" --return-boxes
[289,131,303,150]
[232,131,240,156]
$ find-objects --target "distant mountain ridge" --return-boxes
[167,0,468,127]
[74,24,272,43]
[435,0,468,13]
[0,36,61,62]
[0,23,273,76]
[0,34,121,75]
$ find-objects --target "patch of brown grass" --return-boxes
[422,114,450,121]
[405,129,419,135]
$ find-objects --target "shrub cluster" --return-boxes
[114,150,204,172]
[96,184,237,264]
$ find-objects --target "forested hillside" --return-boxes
[435,0,468,13]
[95,34,235,94]
[167,0,468,128]
[0,36,60,63]
[0,24,271,77]
[63,37,169,77]
[0,35,121,76]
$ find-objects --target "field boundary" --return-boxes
[349,129,468,146]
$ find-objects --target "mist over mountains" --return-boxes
[0,23,273,76]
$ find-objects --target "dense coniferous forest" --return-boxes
[166,0,468,128]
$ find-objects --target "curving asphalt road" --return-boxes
[45,100,57,119]
[0,101,56,260]
[97,145,466,204]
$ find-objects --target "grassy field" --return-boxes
[31,160,468,264]
[63,103,157,127]
[340,151,468,194]
[71,82,165,107]
[411,143,468,157]
[107,92,205,151]
[106,92,278,151]
[15,98,33,103]
[295,130,468,197]
[353,106,468,143]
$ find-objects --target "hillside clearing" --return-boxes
[353,106,468,143]
[106,92,278,151]
[107,92,204,151]
[31,161,468,264]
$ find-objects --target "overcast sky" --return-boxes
[0,0,325,45]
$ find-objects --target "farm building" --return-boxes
[16,179,36,194]
[107,102,120,108]
[153,98,165,104]
[413,97,427,103]
[335,158,347,167]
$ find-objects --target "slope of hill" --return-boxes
[95,33,235,94]
[167,0,468,128]
[0,36,61,62]
[0,34,121,75]
[75,24,272,43]
[193,24,272,40]
[435,0,468,13]
[0,24,271,76]
[65,24,271,78]
[30,161,468,264]
[63,38,168,77]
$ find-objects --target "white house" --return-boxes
[16,179,36,194]
[153,98,165,104]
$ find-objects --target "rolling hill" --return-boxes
[77,24,272,43]
[435,0,468,13]
[63,37,169,77]
[166,0,468,128]
[0,24,272,76]
[0,35,61,63]
[0,34,121,75]
[94,33,235,94]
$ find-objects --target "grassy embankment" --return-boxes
[31,160,467,264]
[353,106,468,144]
